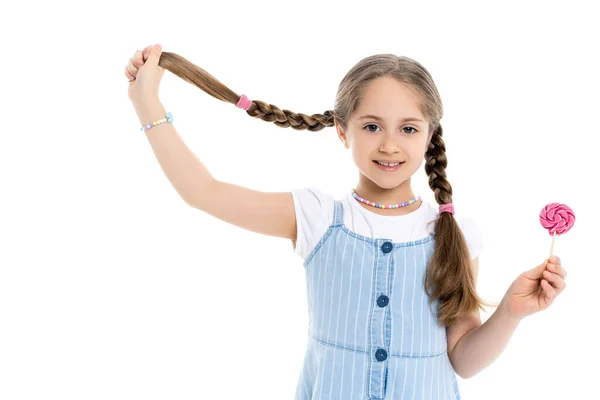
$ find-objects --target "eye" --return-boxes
[363,124,418,135]
[364,124,380,133]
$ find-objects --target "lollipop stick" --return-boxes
[549,231,556,259]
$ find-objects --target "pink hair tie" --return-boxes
[439,203,455,215]
[235,94,252,110]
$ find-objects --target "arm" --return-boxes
[134,99,215,205]
[448,255,567,379]
[446,257,522,379]
[134,99,297,241]
[448,299,521,379]
[450,254,568,379]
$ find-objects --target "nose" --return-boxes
[379,136,400,154]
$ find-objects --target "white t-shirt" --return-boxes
[290,187,485,261]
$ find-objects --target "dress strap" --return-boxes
[333,199,344,226]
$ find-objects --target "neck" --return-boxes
[353,177,421,216]
[355,176,416,203]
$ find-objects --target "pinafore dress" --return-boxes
[294,199,461,400]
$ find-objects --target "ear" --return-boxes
[335,119,349,149]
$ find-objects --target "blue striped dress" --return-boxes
[294,199,461,400]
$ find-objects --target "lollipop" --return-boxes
[539,203,575,258]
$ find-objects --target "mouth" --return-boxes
[373,160,404,171]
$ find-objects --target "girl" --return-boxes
[125,44,568,400]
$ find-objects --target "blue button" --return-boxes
[377,295,389,307]
[381,242,393,253]
[375,348,387,361]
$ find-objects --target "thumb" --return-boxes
[521,259,549,279]
[147,44,163,63]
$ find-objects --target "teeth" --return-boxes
[376,161,400,166]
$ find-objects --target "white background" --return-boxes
[1,0,597,399]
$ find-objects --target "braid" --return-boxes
[157,51,334,132]
[246,101,334,131]
[425,124,452,205]
[424,124,474,325]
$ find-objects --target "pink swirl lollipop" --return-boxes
[540,203,575,257]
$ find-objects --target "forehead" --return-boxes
[354,77,424,121]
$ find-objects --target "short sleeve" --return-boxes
[290,187,335,260]
[457,216,486,260]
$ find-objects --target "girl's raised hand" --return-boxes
[124,44,151,81]
[501,255,567,320]
[125,43,165,106]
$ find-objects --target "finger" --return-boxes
[127,56,139,69]
[131,50,145,68]
[543,270,566,292]
[541,279,557,299]
[142,45,153,62]
[127,59,137,74]
[127,59,139,75]
[124,66,135,81]
[125,63,138,77]
[146,45,162,64]
[522,260,548,279]
[547,262,567,280]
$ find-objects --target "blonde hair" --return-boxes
[156,51,498,327]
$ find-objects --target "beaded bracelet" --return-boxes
[140,112,173,132]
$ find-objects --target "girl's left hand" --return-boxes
[502,255,567,320]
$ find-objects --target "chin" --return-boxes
[365,175,407,190]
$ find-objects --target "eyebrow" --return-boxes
[358,114,425,124]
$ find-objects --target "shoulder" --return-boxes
[291,187,337,219]
[290,187,337,260]
[291,186,336,206]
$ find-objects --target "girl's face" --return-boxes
[336,76,432,195]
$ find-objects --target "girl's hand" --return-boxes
[501,255,567,320]
[125,43,164,106]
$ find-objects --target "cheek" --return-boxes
[407,141,428,157]
[350,145,369,163]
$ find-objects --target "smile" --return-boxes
[373,160,404,171]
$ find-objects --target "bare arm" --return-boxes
[448,299,521,379]
[134,100,215,204]
[134,99,297,242]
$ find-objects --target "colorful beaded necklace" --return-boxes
[351,189,421,209]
